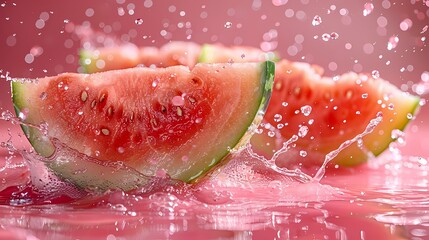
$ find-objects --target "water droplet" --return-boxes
[330,32,339,40]
[308,119,314,125]
[274,114,282,122]
[387,35,399,50]
[300,105,312,116]
[388,103,395,110]
[421,25,428,34]
[362,93,368,99]
[39,122,49,136]
[117,147,125,154]
[277,123,284,129]
[268,131,275,137]
[299,150,307,157]
[172,96,185,106]
[298,125,309,138]
[224,21,232,29]
[322,33,330,42]
[63,19,70,23]
[281,102,288,107]
[391,129,405,144]
[371,70,380,79]
[312,15,322,26]
[135,18,143,25]
[407,113,413,120]
[363,3,374,16]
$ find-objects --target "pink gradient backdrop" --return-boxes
[1,0,428,154]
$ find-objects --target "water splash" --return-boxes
[313,112,383,182]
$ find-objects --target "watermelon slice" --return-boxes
[12,61,275,191]
[260,60,420,166]
[80,41,275,73]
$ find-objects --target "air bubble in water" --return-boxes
[300,105,312,116]
[298,125,309,138]
[135,18,143,25]
[224,21,232,29]
[312,15,322,26]
[387,35,399,50]
[363,3,374,16]
[371,70,380,79]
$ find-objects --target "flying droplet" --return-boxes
[363,3,374,16]
[371,70,380,79]
[322,33,330,42]
[387,35,399,50]
[224,21,232,29]
[135,18,144,25]
[312,15,322,26]
[330,32,339,40]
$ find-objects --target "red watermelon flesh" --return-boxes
[12,61,275,191]
[259,60,420,166]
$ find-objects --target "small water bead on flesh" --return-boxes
[299,150,307,157]
[300,105,312,116]
[172,95,185,106]
[273,113,282,122]
[298,125,309,138]
[224,21,232,29]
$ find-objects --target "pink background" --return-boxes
[1,0,428,155]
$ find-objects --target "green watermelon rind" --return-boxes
[11,62,275,191]
[371,94,420,157]
[79,49,95,74]
[187,61,275,182]
[12,80,55,157]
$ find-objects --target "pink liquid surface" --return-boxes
[1,1,429,239]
